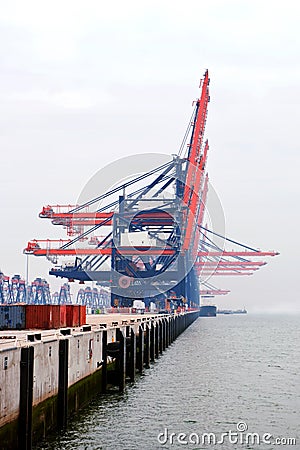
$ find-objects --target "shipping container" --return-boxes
[52,305,62,329]
[25,305,63,330]
[79,305,86,326]
[0,305,71,330]
[59,305,67,328]
[0,305,26,330]
[26,305,50,329]
[66,305,80,327]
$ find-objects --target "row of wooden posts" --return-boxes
[102,311,200,392]
[18,311,199,450]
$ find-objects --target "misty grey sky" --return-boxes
[0,0,299,312]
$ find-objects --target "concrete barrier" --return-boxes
[0,311,199,449]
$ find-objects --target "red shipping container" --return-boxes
[79,305,86,326]
[25,305,68,329]
[59,305,67,327]
[66,305,80,327]
[66,305,74,327]
[25,305,54,329]
[51,305,59,329]
[25,305,85,329]
[25,305,39,329]
[72,305,80,327]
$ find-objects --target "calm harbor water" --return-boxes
[35,314,300,449]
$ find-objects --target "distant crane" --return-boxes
[0,272,74,306]
[0,272,11,304]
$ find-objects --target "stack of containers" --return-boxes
[79,305,86,326]
[65,305,87,327]
[0,305,86,330]
[66,305,79,327]
[0,305,25,330]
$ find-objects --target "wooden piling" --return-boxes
[116,328,126,392]
[144,323,150,369]
[57,339,69,430]
[128,327,136,382]
[137,325,144,373]
[101,330,107,393]
[19,346,34,450]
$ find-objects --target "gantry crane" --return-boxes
[0,273,57,305]
[0,272,12,304]
[76,286,110,308]
[24,71,279,310]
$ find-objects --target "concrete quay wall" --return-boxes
[0,311,199,449]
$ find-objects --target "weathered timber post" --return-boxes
[162,318,166,351]
[57,339,69,430]
[101,330,107,393]
[165,318,169,348]
[19,346,34,450]
[116,328,126,392]
[144,323,150,369]
[150,321,155,362]
[159,319,163,354]
[155,321,159,358]
[174,315,178,338]
[171,316,174,343]
[128,327,136,382]
[137,325,144,373]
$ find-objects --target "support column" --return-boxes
[101,330,107,393]
[137,325,144,373]
[180,315,183,334]
[165,318,169,348]
[128,328,136,382]
[150,321,155,362]
[125,326,130,379]
[116,328,126,392]
[57,339,69,430]
[19,346,34,450]
[155,322,159,359]
[159,320,163,354]
[162,319,166,351]
[173,316,176,339]
[144,323,150,369]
